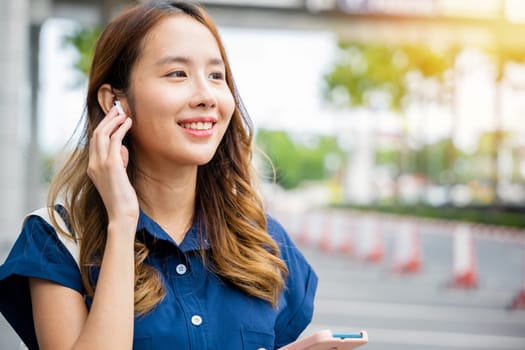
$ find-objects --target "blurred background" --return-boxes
[1,0,525,349]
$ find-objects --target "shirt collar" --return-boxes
[137,209,210,252]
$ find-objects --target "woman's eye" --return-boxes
[209,72,224,80]
[167,70,187,78]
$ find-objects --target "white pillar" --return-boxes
[0,0,31,245]
[344,111,375,204]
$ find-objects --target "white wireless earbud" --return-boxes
[113,100,124,115]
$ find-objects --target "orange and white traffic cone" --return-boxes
[294,212,311,246]
[358,215,384,263]
[511,290,525,310]
[338,214,354,256]
[297,211,326,247]
[449,223,478,289]
[318,211,333,252]
[393,220,422,273]
[510,243,525,310]
[320,211,354,255]
[282,211,301,241]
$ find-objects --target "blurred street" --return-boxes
[284,210,525,350]
[2,209,525,350]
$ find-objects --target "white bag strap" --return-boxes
[26,207,80,267]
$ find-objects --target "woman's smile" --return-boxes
[178,116,217,137]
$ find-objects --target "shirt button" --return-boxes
[191,315,203,326]
[175,264,187,275]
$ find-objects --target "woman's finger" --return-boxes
[96,112,127,141]
[94,107,120,133]
[91,109,127,160]
[90,109,117,154]
[109,117,132,158]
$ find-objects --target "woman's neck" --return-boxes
[134,164,197,243]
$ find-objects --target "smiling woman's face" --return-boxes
[126,14,235,168]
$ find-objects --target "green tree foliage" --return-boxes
[64,26,102,78]
[324,41,459,203]
[324,43,405,108]
[323,41,457,111]
[255,129,344,189]
[374,138,460,184]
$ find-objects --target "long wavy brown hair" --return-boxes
[47,0,288,314]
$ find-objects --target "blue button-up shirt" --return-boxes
[0,209,318,350]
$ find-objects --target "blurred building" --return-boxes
[1,0,525,245]
[0,1,31,244]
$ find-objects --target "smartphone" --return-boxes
[278,330,368,350]
[113,100,124,115]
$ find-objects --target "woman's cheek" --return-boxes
[219,90,235,118]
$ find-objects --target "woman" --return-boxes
[0,1,317,349]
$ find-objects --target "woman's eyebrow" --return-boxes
[155,55,225,67]
[208,58,225,67]
[155,55,188,66]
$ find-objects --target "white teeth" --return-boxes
[182,122,213,130]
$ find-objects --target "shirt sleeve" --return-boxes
[0,214,83,349]
[268,216,318,349]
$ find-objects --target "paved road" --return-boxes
[301,246,525,350]
[2,211,525,350]
[291,211,525,350]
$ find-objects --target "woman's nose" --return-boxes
[189,77,217,109]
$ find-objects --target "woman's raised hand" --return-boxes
[87,106,139,228]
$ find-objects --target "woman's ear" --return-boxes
[97,84,116,114]
[97,84,129,115]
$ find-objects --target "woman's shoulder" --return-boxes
[265,214,292,245]
[0,207,83,350]
[17,208,66,252]
[265,214,310,263]
[0,206,82,290]
[20,206,77,254]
